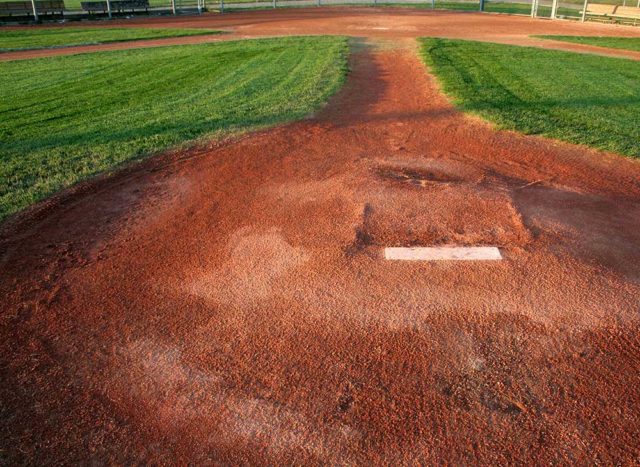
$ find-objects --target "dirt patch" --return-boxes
[375,164,464,186]
[354,157,532,249]
[345,203,375,258]
[354,186,531,249]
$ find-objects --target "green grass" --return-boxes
[419,38,640,158]
[0,36,348,220]
[0,27,220,52]
[535,35,640,52]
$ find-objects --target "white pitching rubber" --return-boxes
[384,246,502,261]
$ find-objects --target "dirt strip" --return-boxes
[1,13,640,466]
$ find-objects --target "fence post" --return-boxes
[106,0,112,18]
[431,0,435,8]
[550,0,558,18]
[317,0,320,6]
[273,0,276,8]
[581,0,588,20]
[479,0,484,10]
[171,0,176,14]
[30,0,38,21]
[530,0,536,16]
[220,0,223,12]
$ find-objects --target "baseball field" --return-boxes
[1,6,640,464]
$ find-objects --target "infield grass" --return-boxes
[0,36,348,220]
[534,35,640,52]
[0,27,220,52]
[419,38,640,158]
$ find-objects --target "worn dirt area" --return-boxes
[1,10,640,465]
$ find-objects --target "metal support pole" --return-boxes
[171,0,176,14]
[550,0,558,18]
[431,0,435,8]
[220,0,223,12]
[273,0,275,8]
[479,0,484,11]
[581,0,588,21]
[30,0,38,20]
[106,0,112,18]
[530,0,536,16]
[317,0,320,6]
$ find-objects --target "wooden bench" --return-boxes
[0,0,64,16]
[0,1,32,15]
[80,1,107,12]
[38,0,64,13]
[81,0,148,13]
[613,5,640,21]
[583,3,616,20]
[583,4,640,23]
[111,0,149,12]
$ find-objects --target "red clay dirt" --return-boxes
[2,10,640,465]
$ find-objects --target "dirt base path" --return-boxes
[2,33,640,464]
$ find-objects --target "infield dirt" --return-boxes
[1,9,640,464]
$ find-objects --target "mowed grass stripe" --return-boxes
[534,36,640,53]
[0,37,349,220]
[419,38,640,158]
[0,27,220,52]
